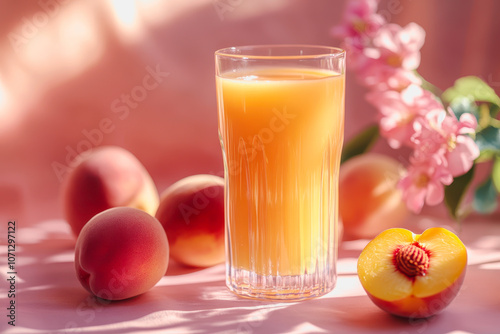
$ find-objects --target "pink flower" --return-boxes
[366,23,425,70]
[360,65,421,90]
[367,84,443,148]
[445,134,479,176]
[357,23,425,88]
[331,0,385,39]
[410,110,448,161]
[335,1,480,214]
[398,158,453,213]
[439,110,479,176]
[411,109,479,177]
[341,36,368,70]
[331,0,385,70]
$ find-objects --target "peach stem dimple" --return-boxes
[394,243,430,278]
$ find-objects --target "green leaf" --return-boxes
[472,126,500,163]
[492,156,500,193]
[475,126,500,153]
[490,103,500,119]
[442,76,500,106]
[444,165,475,220]
[341,124,379,164]
[448,97,479,123]
[473,176,498,214]
[476,149,497,163]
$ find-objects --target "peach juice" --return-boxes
[217,60,345,299]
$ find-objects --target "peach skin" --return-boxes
[62,146,159,236]
[339,153,409,240]
[74,207,169,301]
[155,174,224,268]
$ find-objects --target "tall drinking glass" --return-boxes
[215,45,345,300]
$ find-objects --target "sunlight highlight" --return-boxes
[111,0,138,26]
[109,0,143,43]
[0,79,13,132]
[0,80,5,109]
[11,2,105,91]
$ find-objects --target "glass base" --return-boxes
[226,267,336,301]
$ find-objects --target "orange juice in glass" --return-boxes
[215,45,345,300]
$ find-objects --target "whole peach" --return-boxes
[155,174,225,268]
[62,146,159,236]
[74,207,169,301]
[339,153,409,240]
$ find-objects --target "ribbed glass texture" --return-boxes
[216,45,345,300]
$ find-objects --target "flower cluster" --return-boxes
[333,0,480,213]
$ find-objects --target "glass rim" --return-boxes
[215,44,345,60]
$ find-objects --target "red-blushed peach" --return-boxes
[62,146,159,237]
[74,207,169,301]
[357,227,467,318]
[155,174,224,268]
[339,153,409,240]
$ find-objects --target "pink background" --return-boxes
[1,0,499,226]
[1,1,500,333]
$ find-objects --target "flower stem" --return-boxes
[416,71,444,101]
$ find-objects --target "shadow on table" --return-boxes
[164,258,209,276]
[11,213,500,333]
[12,251,500,334]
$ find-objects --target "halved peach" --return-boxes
[357,227,467,318]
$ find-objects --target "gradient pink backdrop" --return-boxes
[0,0,499,226]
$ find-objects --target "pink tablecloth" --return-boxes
[2,214,499,334]
[1,1,500,333]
